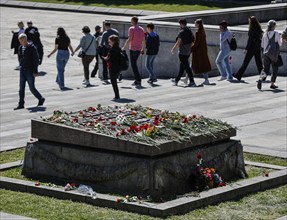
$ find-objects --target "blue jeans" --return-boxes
[145,55,157,80]
[56,50,69,88]
[215,49,233,79]
[19,68,43,106]
[130,50,141,83]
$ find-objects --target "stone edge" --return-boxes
[0,164,286,217]
[0,0,167,16]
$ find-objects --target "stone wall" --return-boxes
[105,3,287,79]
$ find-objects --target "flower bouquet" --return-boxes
[190,153,226,191]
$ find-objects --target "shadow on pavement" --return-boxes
[111,98,135,103]
[38,71,47,76]
[27,106,47,113]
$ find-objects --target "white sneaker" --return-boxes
[172,81,178,86]
[82,80,90,85]
[217,77,227,81]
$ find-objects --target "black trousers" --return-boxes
[91,54,99,77]
[175,54,194,83]
[260,55,278,83]
[110,70,120,99]
[235,47,263,79]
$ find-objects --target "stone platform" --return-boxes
[22,109,246,198]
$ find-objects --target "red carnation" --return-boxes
[196,153,202,159]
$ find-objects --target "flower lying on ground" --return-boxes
[42,104,235,146]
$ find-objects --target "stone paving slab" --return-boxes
[0,212,37,220]
[0,160,23,171]
[0,7,286,159]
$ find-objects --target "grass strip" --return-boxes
[0,148,25,165]
[0,185,286,220]
[244,152,287,167]
[20,0,266,12]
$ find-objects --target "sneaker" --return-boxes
[14,105,24,110]
[152,79,158,83]
[82,80,87,84]
[172,81,178,86]
[118,73,122,81]
[187,82,197,87]
[262,76,267,82]
[257,80,262,90]
[37,98,45,106]
[14,66,20,70]
[270,84,278,89]
[131,81,141,86]
[218,77,227,81]
[202,79,210,85]
[233,74,241,81]
[147,79,153,84]
[227,78,233,82]
[103,80,110,84]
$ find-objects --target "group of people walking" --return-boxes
[12,16,286,110]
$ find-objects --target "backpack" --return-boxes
[228,34,237,50]
[119,50,129,71]
[146,34,160,55]
[264,32,280,62]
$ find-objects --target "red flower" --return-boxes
[182,117,189,123]
[116,132,119,137]
[218,182,226,187]
[153,120,159,126]
[70,183,76,187]
[110,121,117,126]
[192,115,197,119]
[196,153,202,159]
[120,128,126,135]
[73,118,78,123]
[132,111,137,115]
[88,107,96,111]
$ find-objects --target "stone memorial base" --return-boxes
[22,106,246,198]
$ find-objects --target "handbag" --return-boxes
[78,37,94,58]
[275,54,283,67]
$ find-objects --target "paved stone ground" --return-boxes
[0,212,37,220]
[0,7,286,158]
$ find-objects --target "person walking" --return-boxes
[103,35,122,100]
[47,27,74,90]
[171,19,196,87]
[74,26,97,87]
[14,33,45,110]
[25,20,44,65]
[11,21,25,70]
[234,16,263,81]
[257,20,282,90]
[191,19,212,85]
[122,16,145,87]
[215,20,233,81]
[99,22,119,83]
[91,25,102,78]
[145,23,160,84]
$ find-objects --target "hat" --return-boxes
[95,25,101,30]
[267,20,276,27]
[219,20,228,27]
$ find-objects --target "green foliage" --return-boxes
[244,153,287,167]
[0,148,25,164]
[21,0,264,12]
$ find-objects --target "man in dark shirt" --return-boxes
[91,25,102,78]
[14,33,45,110]
[25,20,44,65]
[171,19,196,87]
[99,22,119,82]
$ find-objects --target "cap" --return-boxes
[219,20,228,27]
[95,25,101,30]
[267,20,276,27]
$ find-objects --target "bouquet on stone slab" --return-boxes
[190,153,226,191]
[42,104,235,146]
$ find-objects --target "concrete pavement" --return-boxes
[0,7,286,158]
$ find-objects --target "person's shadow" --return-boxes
[27,106,47,113]
[38,71,47,76]
[111,98,135,103]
